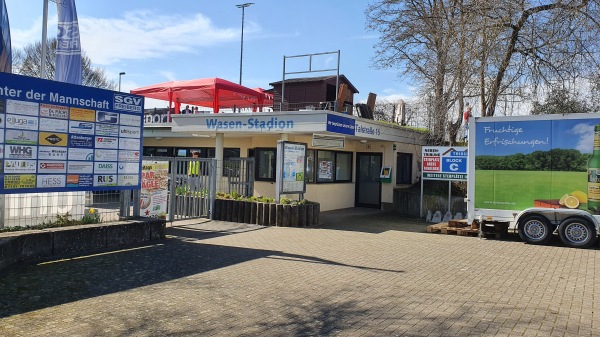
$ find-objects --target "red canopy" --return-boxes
[130,78,273,114]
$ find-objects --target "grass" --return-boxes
[475,170,587,210]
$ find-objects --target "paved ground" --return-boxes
[1,208,600,337]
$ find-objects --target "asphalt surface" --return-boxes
[1,208,599,336]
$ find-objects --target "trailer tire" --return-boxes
[558,218,597,248]
[518,215,552,245]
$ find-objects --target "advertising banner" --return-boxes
[280,141,307,194]
[140,161,169,218]
[0,71,144,194]
[474,117,600,213]
[421,146,468,181]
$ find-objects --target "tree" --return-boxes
[366,0,600,142]
[12,38,116,90]
[530,87,589,115]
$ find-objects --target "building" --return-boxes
[140,76,428,212]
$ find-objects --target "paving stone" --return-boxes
[0,209,599,336]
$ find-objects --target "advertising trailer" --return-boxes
[467,113,600,248]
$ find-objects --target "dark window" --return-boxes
[255,148,277,181]
[396,152,412,185]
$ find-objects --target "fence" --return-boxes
[0,157,255,229]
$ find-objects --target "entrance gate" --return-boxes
[139,157,254,222]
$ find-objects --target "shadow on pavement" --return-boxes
[318,208,430,234]
[0,222,404,319]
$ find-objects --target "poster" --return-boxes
[319,161,332,180]
[281,141,307,194]
[141,161,169,218]
[421,146,467,181]
[0,71,144,194]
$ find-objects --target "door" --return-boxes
[355,152,382,208]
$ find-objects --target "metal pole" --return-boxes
[119,72,125,92]
[41,0,49,79]
[236,3,254,85]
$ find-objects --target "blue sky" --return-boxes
[476,119,600,156]
[5,0,415,108]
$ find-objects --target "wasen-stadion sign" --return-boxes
[421,146,467,181]
[0,72,144,194]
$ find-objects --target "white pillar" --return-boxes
[215,133,224,192]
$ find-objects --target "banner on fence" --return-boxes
[0,72,144,194]
[140,160,168,218]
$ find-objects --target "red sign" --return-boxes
[423,157,440,172]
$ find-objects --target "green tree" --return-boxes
[12,38,116,89]
[531,87,590,115]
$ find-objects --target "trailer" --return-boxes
[467,113,600,248]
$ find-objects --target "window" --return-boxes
[305,149,353,183]
[396,152,413,185]
[255,148,276,181]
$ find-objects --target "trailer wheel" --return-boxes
[558,218,597,248]
[518,215,552,245]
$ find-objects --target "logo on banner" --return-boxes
[114,94,143,113]
[119,138,140,150]
[95,123,119,137]
[94,174,117,186]
[40,104,69,119]
[38,147,68,160]
[120,114,141,126]
[66,174,93,188]
[6,115,39,130]
[7,145,37,159]
[38,161,67,174]
[94,161,117,174]
[94,149,117,161]
[97,111,119,124]
[69,121,95,135]
[6,130,38,145]
[39,118,69,133]
[118,150,140,162]
[39,132,68,146]
[67,161,93,174]
[4,160,37,174]
[118,174,139,186]
[37,175,66,188]
[119,125,141,138]
[69,134,94,148]
[4,174,36,189]
[95,136,118,149]
[68,148,94,161]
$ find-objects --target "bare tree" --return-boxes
[366,0,600,142]
[12,38,116,90]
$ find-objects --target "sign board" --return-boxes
[0,72,144,194]
[280,141,307,194]
[140,160,168,218]
[422,146,467,181]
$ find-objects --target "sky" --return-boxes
[5,0,415,109]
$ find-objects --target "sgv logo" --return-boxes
[114,94,143,113]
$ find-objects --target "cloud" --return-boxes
[79,10,241,65]
[11,10,256,65]
[570,123,594,153]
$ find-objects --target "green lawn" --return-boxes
[475,170,587,210]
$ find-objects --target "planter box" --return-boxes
[214,199,320,227]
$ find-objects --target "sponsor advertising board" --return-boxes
[0,72,144,193]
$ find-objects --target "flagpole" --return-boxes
[41,0,49,78]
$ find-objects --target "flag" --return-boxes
[55,0,81,84]
[0,0,11,73]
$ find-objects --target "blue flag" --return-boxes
[55,0,81,84]
[0,0,11,73]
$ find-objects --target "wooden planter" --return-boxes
[214,199,320,227]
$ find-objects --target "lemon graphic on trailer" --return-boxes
[564,196,580,209]
[570,190,587,204]
[559,194,569,206]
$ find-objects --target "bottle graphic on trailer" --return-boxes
[588,124,600,214]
